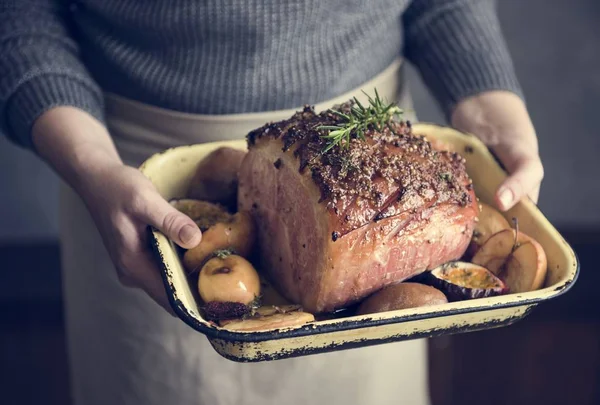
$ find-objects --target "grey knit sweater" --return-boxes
[1,0,522,150]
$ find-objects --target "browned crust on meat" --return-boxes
[247,102,474,238]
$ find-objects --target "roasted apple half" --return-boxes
[472,228,547,293]
[420,262,508,302]
[219,305,315,332]
[183,211,256,273]
[466,202,512,258]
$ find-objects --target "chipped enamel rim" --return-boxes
[140,123,579,348]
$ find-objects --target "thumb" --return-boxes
[136,191,202,249]
[493,147,544,211]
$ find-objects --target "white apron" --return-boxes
[59,58,432,405]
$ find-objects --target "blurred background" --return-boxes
[1,1,598,404]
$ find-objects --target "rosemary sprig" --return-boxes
[317,89,404,153]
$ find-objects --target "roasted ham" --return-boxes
[238,103,478,313]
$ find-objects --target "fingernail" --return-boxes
[499,188,514,209]
[179,224,198,245]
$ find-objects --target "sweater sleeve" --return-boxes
[0,1,104,150]
[402,0,523,120]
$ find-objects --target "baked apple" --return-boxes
[471,229,547,293]
[197,250,261,306]
[183,211,255,273]
[467,202,512,258]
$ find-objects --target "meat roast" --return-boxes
[237,102,478,313]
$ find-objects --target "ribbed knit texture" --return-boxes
[1,0,522,150]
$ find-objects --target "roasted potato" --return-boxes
[188,147,247,210]
[356,282,448,315]
[183,210,255,273]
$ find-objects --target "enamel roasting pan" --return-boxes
[140,123,579,363]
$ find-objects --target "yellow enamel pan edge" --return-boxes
[140,123,578,361]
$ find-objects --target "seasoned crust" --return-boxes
[246,102,474,238]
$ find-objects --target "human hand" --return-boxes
[78,164,203,313]
[32,107,202,314]
[451,90,544,211]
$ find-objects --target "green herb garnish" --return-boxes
[317,89,404,153]
[213,248,234,259]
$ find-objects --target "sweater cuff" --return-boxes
[404,2,524,120]
[5,75,105,150]
[416,46,524,120]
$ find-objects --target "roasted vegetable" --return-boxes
[183,211,255,273]
[421,262,508,301]
[356,282,448,315]
[472,228,547,293]
[197,250,261,306]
